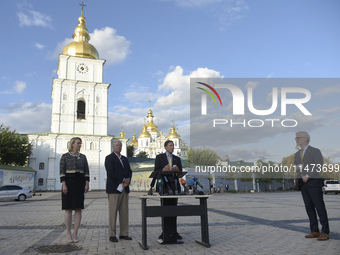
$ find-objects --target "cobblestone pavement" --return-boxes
[0,191,339,255]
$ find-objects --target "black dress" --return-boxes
[60,152,90,210]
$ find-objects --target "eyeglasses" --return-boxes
[295,137,305,140]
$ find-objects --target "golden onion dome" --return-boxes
[139,125,151,138]
[146,120,159,132]
[120,126,126,138]
[147,109,154,118]
[62,11,99,59]
[146,108,159,132]
[167,125,179,139]
[130,133,138,146]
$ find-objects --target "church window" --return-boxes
[96,95,100,103]
[38,178,44,186]
[146,141,148,146]
[90,142,94,150]
[39,162,44,170]
[63,93,67,100]
[77,100,86,119]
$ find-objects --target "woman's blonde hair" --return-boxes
[68,137,82,152]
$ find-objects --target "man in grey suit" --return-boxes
[294,131,329,241]
[105,140,132,242]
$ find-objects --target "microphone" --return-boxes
[193,177,203,189]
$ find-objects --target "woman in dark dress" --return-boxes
[60,137,89,243]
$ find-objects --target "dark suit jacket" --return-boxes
[154,153,183,192]
[294,145,323,189]
[105,153,132,194]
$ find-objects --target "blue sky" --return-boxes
[0,0,339,163]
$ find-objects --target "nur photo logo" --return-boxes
[193,78,313,128]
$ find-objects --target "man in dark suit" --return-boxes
[105,140,132,242]
[154,140,183,241]
[294,131,329,241]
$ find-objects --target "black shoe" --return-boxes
[109,236,118,242]
[158,233,163,239]
[119,236,132,240]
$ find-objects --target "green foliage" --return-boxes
[0,124,32,166]
[136,151,148,158]
[187,146,221,166]
[127,145,135,157]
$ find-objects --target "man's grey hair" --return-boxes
[113,140,122,146]
[296,131,310,143]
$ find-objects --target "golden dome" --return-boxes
[139,125,151,138]
[146,120,159,132]
[62,11,99,59]
[167,125,179,139]
[120,126,126,138]
[147,109,154,118]
[146,108,159,132]
[130,133,138,146]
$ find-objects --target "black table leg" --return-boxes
[195,198,211,247]
[139,198,149,250]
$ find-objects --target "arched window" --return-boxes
[77,100,86,119]
[39,162,44,170]
[96,95,100,103]
[90,142,94,150]
[63,93,67,101]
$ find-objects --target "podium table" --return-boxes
[139,195,211,250]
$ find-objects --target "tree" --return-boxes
[127,145,135,157]
[137,151,148,158]
[187,146,221,166]
[0,124,32,166]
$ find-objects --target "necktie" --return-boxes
[300,148,304,161]
[168,154,172,167]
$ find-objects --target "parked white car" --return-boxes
[0,185,33,201]
[322,180,340,194]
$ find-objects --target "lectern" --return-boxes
[148,171,186,243]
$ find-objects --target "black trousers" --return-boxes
[301,184,329,234]
[161,198,178,241]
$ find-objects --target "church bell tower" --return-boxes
[51,9,110,136]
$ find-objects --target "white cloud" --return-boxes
[106,66,221,145]
[50,27,131,65]
[245,81,258,89]
[34,43,45,49]
[0,81,26,94]
[0,102,51,133]
[17,8,52,28]
[90,27,131,65]
[13,81,26,94]
[155,66,221,109]
[315,84,340,97]
[163,0,249,27]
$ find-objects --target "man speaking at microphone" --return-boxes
[154,140,183,241]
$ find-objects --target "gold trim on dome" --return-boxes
[167,125,179,139]
[139,125,151,138]
[120,126,126,138]
[130,130,138,146]
[62,10,99,59]
[146,121,159,132]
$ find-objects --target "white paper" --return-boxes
[117,183,124,192]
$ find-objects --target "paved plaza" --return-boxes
[0,191,339,255]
